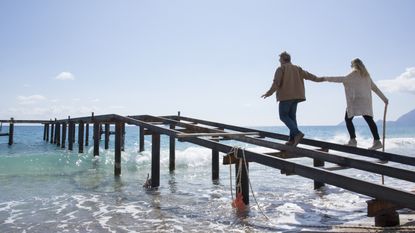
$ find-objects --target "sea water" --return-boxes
[0,124,414,232]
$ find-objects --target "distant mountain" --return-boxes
[337,108,415,127]
[395,108,415,126]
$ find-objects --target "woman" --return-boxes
[322,58,389,150]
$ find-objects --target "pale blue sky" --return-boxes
[1,0,414,126]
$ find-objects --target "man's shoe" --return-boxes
[292,132,304,146]
[368,140,383,150]
[345,138,357,147]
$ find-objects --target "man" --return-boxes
[261,51,322,146]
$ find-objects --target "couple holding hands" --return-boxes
[261,51,388,150]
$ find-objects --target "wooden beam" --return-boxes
[177,132,259,138]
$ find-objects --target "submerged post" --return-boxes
[151,132,160,188]
[114,122,122,176]
[212,148,219,181]
[139,126,145,152]
[235,158,249,205]
[121,123,125,152]
[104,123,110,149]
[56,122,61,146]
[43,124,47,141]
[8,118,14,146]
[61,122,67,149]
[169,124,176,171]
[68,117,73,151]
[45,123,49,142]
[313,158,325,189]
[78,122,84,153]
[85,123,89,146]
[93,122,100,156]
[50,121,54,144]
[53,119,58,144]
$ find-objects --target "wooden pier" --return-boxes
[1,113,415,227]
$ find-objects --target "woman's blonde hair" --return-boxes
[352,58,370,77]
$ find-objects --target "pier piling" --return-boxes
[151,132,160,188]
[93,122,100,156]
[169,124,176,171]
[61,123,67,148]
[8,118,14,145]
[114,122,122,176]
[78,122,84,153]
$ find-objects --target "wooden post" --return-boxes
[212,148,219,181]
[235,158,250,205]
[139,126,145,152]
[61,123,66,148]
[72,122,76,144]
[78,122,84,153]
[104,123,110,149]
[151,132,160,188]
[93,122,100,156]
[314,148,328,190]
[43,124,47,141]
[85,123,89,146]
[56,122,61,146]
[50,122,54,144]
[8,118,14,146]
[45,123,49,142]
[114,122,122,176]
[53,119,58,144]
[169,124,176,171]
[68,117,73,151]
[313,158,325,189]
[121,123,125,152]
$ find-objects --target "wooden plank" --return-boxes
[172,115,415,166]
[177,132,259,138]
[265,151,302,159]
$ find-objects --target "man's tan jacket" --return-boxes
[265,62,319,102]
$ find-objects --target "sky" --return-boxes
[0,0,414,127]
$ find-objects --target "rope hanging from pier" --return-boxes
[227,146,270,219]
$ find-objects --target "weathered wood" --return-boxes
[43,124,47,140]
[313,158,325,189]
[68,122,74,151]
[93,122,100,156]
[183,135,415,210]
[212,149,219,180]
[121,123,125,152]
[8,118,14,145]
[104,124,110,149]
[85,123,89,146]
[114,122,122,176]
[78,122,84,153]
[169,124,176,171]
[45,123,49,142]
[50,123,54,144]
[174,115,415,166]
[151,132,160,188]
[177,132,259,138]
[61,123,66,148]
[367,199,400,227]
[139,126,145,152]
[235,159,249,205]
[56,123,61,146]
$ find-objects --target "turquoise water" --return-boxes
[0,124,414,232]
